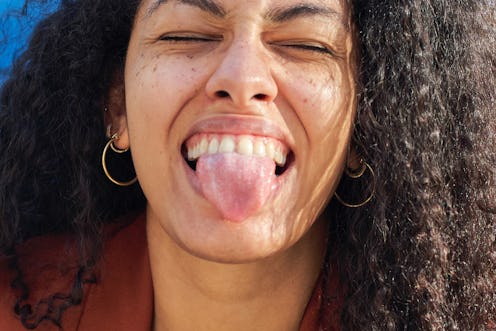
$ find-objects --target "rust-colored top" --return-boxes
[0,214,343,331]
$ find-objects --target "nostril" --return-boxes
[254,93,268,101]
[215,90,230,98]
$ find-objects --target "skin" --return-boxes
[109,0,357,329]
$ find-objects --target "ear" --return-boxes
[104,71,129,150]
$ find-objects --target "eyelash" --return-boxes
[276,43,333,55]
[159,35,334,56]
[159,35,221,42]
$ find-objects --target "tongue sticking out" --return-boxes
[196,153,276,222]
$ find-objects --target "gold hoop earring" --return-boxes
[334,160,375,208]
[101,133,137,187]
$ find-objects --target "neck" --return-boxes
[146,209,327,331]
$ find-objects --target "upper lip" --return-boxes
[184,115,293,149]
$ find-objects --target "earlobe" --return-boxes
[347,146,362,171]
[105,113,130,150]
[108,123,130,150]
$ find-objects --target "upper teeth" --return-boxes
[186,134,288,166]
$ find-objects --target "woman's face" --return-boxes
[119,0,357,262]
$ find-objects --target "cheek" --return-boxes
[309,74,354,172]
[127,53,203,102]
[279,62,355,199]
[124,53,207,140]
[308,70,350,132]
[281,62,354,144]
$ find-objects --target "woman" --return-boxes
[0,0,495,330]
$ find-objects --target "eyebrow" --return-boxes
[147,0,226,18]
[265,4,344,25]
[146,0,346,29]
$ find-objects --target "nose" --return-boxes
[205,38,278,106]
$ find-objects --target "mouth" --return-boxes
[181,133,294,176]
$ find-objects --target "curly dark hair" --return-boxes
[0,0,494,330]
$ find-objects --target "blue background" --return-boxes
[0,0,58,81]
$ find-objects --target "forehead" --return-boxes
[138,0,351,28]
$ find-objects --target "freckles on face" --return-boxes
[123,0,357,262]
[135,51,198,89]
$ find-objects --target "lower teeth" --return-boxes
[185,157,286,176]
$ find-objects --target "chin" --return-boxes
[168,211,298,264]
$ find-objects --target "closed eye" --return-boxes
[277,42,334,55]
[159,34,222,43]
